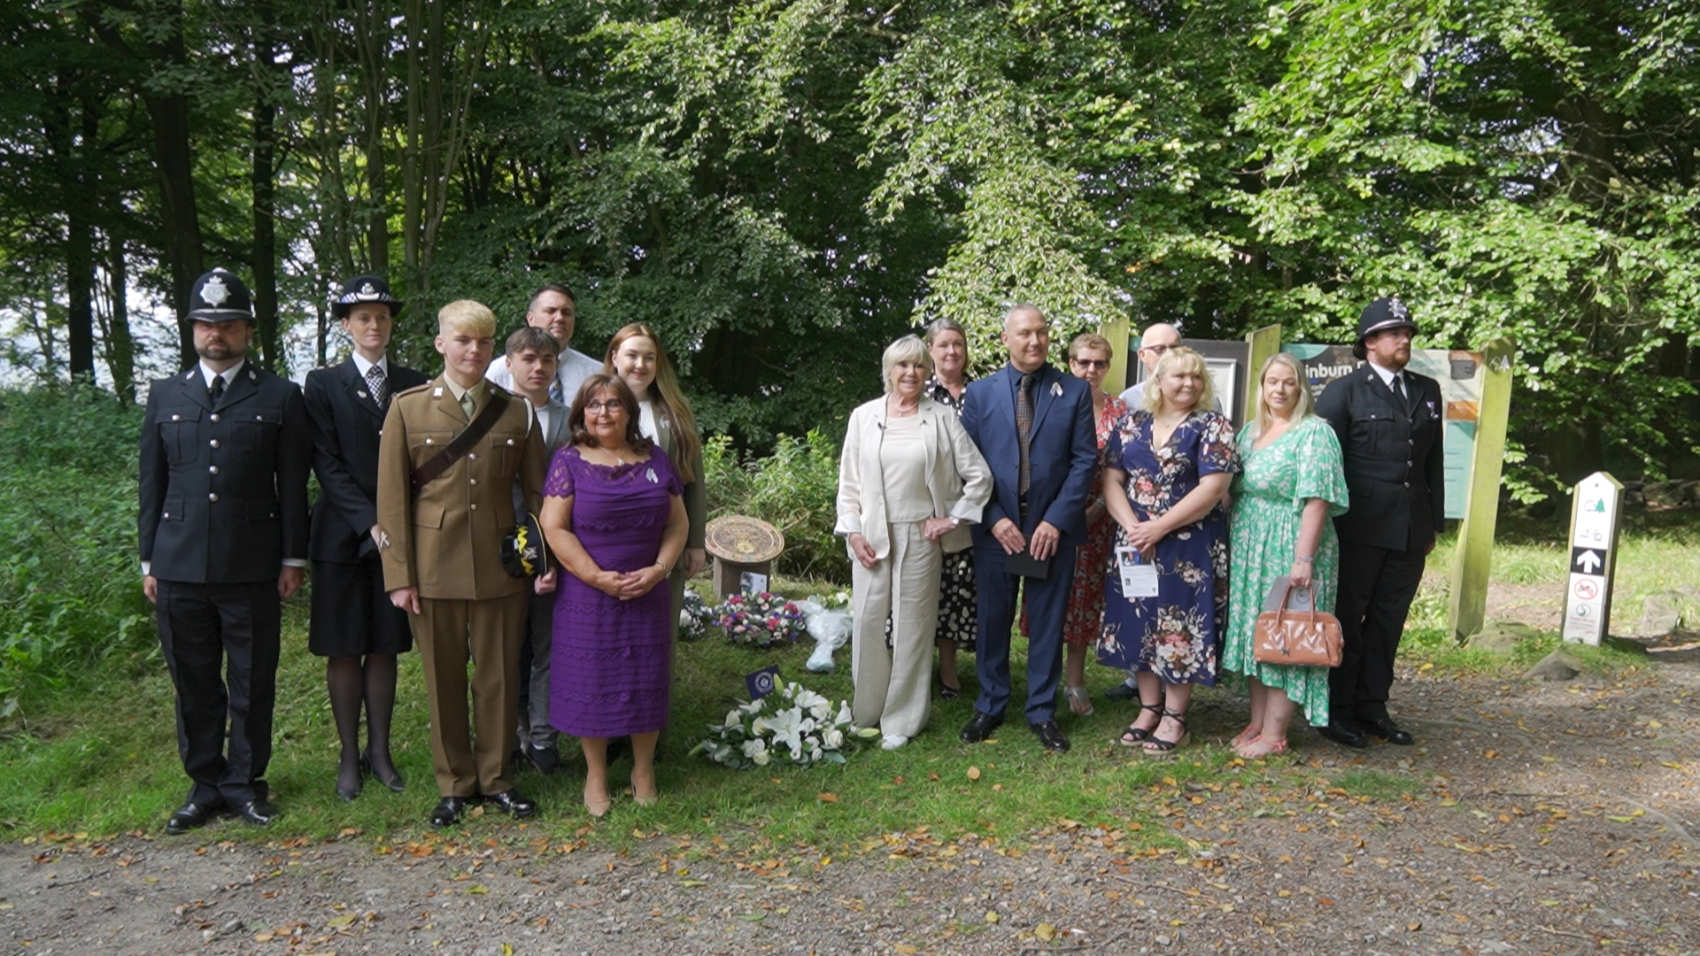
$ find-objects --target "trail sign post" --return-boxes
[1561,472,1623,646]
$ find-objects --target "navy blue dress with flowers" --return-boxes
[1097,409,1238,685]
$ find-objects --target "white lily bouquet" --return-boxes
[692,680,880,769]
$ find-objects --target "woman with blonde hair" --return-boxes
[1099,346,1238,756]
[836,335,992,749]
[604,324,707,624]
[921,317,976,697]
[1222,352,1348,758]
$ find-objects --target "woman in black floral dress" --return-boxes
[924,318,976,697]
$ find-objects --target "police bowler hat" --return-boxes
[185,268,254,324]
[1352,297,1417,360]
[332,275,404,319]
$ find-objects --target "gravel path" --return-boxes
[5,641,1697,954]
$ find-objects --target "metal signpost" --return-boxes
[1561,471,1623,646]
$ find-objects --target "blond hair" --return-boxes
[1142,346,1215,414]
[881,335,932,394]
[1251,352,1315,437]
[437,299,496,336]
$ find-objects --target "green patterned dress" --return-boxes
[1223,415,1349,725]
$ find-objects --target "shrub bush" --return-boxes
[703,429,848,582]
[0,385,154,720]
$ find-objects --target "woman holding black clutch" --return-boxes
[1221,353,1349,758]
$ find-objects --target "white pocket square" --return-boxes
[1050,382,1063,397]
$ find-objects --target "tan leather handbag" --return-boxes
[1253,579,1343,668]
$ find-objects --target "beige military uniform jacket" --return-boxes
[376,377,545,600]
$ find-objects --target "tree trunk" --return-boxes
[251,2,281,371]
[402,0,423,288]
[46,71,96,380]
[102,232,137,404]
[146,99,205,364]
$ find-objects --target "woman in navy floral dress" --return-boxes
[1099,347,1238,756]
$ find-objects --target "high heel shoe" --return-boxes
[584,784,612,818]
[361,751,406,793]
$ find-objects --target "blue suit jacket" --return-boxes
[960,363,1097,547]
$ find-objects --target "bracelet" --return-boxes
[1294,556,1313,564]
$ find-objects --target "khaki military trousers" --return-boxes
[414,592,528,797]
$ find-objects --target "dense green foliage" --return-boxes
[3,0,1697,495]
[0,387,154,719]
[704,430,848,580]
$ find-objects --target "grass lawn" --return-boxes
[0,512,1691,854]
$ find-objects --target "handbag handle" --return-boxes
[1271,582,1318,630]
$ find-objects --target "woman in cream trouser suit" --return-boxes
[836,336,992,749]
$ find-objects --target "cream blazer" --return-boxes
[835,396,992,560]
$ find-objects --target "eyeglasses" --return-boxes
[1071,358,1109,370]
[1139,344,1174,356]
[584,400,624,414]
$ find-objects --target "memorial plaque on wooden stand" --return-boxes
[706,515,785,599]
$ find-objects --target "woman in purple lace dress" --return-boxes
[540,374,688,817]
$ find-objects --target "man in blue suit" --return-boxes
[958,305,1097,752]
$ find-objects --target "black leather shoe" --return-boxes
[1316,719,1368,749]
[232,799,278,827]
[1029,720,1070,753]
[1362,717,1414,746]
[164,800,221,835]
[959,711,1003,743]
[523,742,560,775]
[1104,682,1138,702]
[482,789,538,818]
[430,796,468,828]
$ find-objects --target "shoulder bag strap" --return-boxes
[410,389,510,492]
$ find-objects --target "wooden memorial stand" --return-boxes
[705,515,785,599]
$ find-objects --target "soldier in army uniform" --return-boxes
[139,268,311,834]
[376,299,550,827]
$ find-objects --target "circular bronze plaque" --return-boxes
[705,515,784,564]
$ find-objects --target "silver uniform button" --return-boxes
[162,512,170,519]
[209,465,219,475]
[171,413,181,421]
[210,413,220,422]
[425,438,433,445]
[210,439,220,448]
[255,414,263,420]
[470,503,478,511]
[469,452,477,460]
[506,438,514,446]
[209,492,219,502]
[469,478,478,486]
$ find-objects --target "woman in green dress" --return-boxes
[1223,352,1349,758]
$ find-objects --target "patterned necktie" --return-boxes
[366,364,387,408]
[459,389,477,420]
[548,379,564,406]
[1016,372,1035,495]
[208,374,225,405]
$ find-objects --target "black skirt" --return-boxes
[308,556,414,657]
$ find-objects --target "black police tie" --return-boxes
[1016,372,1035,494]
[209,374,225,406]
[1391,373,1412,416]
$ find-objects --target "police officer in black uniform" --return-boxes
[304,276,427,801]
[139,268,311,833]
[1314,297,1444,749]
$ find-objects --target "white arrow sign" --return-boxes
[1576,550,1602,574]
